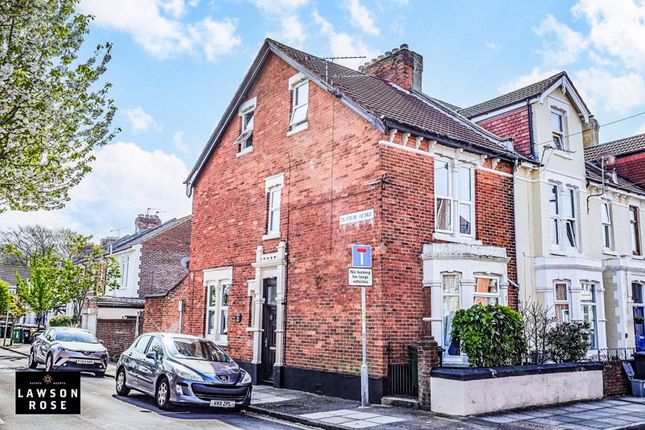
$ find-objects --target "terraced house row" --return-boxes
[143,39,645,401]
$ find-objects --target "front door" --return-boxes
[261,278,277,383]
[635,307,645,352]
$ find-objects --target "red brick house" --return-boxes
[146,39,530,401]
[585,132,645,188]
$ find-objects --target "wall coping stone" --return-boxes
[431,362,603,381]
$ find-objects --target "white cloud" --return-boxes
[312,10,375,69]
[0,142,191,239]
[574,68,645,114]
[80,0,240,62]
[125,106,160,133]
[277,14,307,47]
[345,0,379,36]
[248,0,308,47]
[498,67,560,94]
[637,123,645,134]
[173,131,190,154]
[533,14,587,66]
[485,41,500,50]
[250,0,308,14]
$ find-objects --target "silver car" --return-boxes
[28,327,109,377]
[115,333,252,411]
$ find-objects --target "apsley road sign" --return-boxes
[352,245,372,268]
[348,268,373,286]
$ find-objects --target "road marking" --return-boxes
[0,417,5,425]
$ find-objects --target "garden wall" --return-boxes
[603,360,631,396]
[430,362,604,416]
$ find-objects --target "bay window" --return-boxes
[554,282,570,323]
[549,184,560,245]
[434,159,475,239]
[473,276,500,305]
[601,202,613,250]
[631,206,641,256]
[442,274,460,354]
[581,283,598,350]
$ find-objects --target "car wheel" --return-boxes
[27,350,38,369]
[115,368,130,396]
[45,354,54,372]
[155,377,172,410]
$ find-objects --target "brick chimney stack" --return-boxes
[359,44,423,92]
[135,214,161,233]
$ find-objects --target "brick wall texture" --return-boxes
[143,275,188,334]
[96,318,142,360]
[138,217,191,298]
[614,152,645,188]
[478,107,532,158]
[146,52,518,383]
[603,360,631,396]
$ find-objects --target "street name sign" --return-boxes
[339,209,374,226]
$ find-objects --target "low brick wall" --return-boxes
[96,318,142,360]
[603,360,631,396]
[417,337,440,410]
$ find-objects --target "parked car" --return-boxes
[28,327,109,377]
[115,333,252,411]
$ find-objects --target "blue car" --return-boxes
[115,332,252,411]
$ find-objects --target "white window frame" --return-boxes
[263,173,284,240]
[287,73,309,135]
[434,158,476,240]
[554,280,571,323]
[473,275,500,306]
[549,184,560,246]
[119,254,130,290]
[551,108,567,151]
[601,201,613,251]
[235,97,256,155]
[580,282,598,351]
[205,280,231,345]
[441,273,461,354]
[630,206,642,256]
[549,183,579,253]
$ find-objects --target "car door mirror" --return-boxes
[145,351,157,361]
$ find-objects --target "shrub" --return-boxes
[48,314,78,327]
[545,321,590,363]
[520,300,555,364]
[451,304,527,367]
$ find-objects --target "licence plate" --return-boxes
[76,359,94,364]
[210,400,235,408]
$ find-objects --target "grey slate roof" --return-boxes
[108,215,191,254]
[458,72,566,119]
[0,265,28,285]
[585,133,645,161]
[186,39,531,191]
[585,162,645,195]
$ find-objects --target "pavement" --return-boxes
[3,342,645,429]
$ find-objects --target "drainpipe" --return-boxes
[586,157,607,214]
[178,300,184,334]
[512,158,525,306]
[135,311,141,337]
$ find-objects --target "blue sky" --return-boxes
[1,0,644,239]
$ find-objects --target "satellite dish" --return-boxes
[600,154,616,167]
[180,256,190,269]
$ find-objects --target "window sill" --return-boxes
[433,231,482,246]
[214,338,228,347]
[602,249,618,256]
[553,149,574,160]
[236,147,254,157]
[262,232,281,241]
[287,121,308,136]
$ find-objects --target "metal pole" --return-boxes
[360,285,369,407]
[2,309,9,347]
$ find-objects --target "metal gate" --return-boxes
[387,345,418,396]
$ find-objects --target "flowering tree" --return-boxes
[0,0,118,212]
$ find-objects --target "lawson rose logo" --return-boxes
[15,371,81,414]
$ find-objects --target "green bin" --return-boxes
[12,327,23,343]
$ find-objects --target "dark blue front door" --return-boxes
[634,307,645,352]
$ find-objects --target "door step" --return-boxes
[381,396,419,409]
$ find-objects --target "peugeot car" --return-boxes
[28,327,109,377]
[115,332,252,411]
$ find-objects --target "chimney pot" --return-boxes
[400,43,409,49]
[362,43,423,91]
[134,213,162,233]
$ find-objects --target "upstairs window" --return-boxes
[434,159,475,239]
[120,255,130,290]
[631,206,642,256]
[551,109,566,150]
[601,202,613,250]
[549,184,578,252]
[235,97,256,154]
[267,186,281,235]
[290,80,308,126]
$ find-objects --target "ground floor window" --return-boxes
[473,276,499,305]
[442,274,460,355]
[206,281,231,343]
[554,282,570,323]
[581,283,598,350]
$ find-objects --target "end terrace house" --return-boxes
[163,39,531,401]
[458,73,645,354]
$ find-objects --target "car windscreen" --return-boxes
[166,338,231,362]
[55,330,98,343]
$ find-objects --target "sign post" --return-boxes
[349,245,372,407]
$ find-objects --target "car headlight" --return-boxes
[240,370,252,384]
[172,363,204,382]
